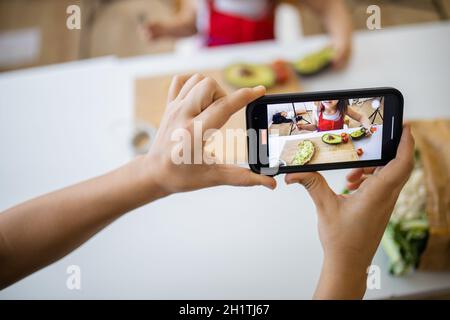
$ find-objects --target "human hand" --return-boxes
[138,21,170,41]
[141,74,276,196]
[285,126,414,299]
[330,36,352,70]
[0,74,277,289]
[360,125,373,136]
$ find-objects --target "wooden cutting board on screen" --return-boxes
[135,68,301,163]
[279,137,359,165]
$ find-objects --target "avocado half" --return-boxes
[293,47,334,76]
[224,64,276,88]
[350,127,367,140]
[322,133,342,145]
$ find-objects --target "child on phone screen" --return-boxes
[297,100,372,133]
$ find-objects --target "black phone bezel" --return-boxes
[246,87,404,175]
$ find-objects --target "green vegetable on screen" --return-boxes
[322,133,342,145]
[350,127,367,140]
[292,140,315,166]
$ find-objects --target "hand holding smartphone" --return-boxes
[246,88,404,175]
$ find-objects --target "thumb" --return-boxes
[218,165,277,190]
[285,172,335,211]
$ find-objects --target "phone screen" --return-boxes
[246,88,403,174]
[266,97,385,168]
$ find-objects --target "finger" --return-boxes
[331,48,343,69]
[216,165,277,190]
[196,85,266,131]
[345,168,363,183]
[167,74,192,103]
[346,176,368,191]
[332,58,344,70]
[140,26,152,41]
[331,45,350,70]
[346,167,381,190]
[346,167,376,183]
[183,77,227,115]
[146,24,158,40]
[378,125,415,186]
[136,25,148,40]
[285,172,336,212]
[374,166,383,174]
[177,73,205,100]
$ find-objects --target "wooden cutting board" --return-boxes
[135,68,301,163]
[279,136,359,165]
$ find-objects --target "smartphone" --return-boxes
[246,87,403,175]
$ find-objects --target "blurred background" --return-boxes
[0,0,449,300]
[1,0,449,71]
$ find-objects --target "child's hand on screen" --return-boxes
[285,126,414,299]
[364,125,373,136]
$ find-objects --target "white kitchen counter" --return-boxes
[0,22,449,299]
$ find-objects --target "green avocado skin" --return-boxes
[224,64,275,88]
[350,128,366,140]
[322,133,342,145]
[294,47,334,76]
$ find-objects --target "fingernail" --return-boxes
[253,85,266,91]
[264,181,276,190]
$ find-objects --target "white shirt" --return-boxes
[321,109,341,121]
[213,0,270,18]
[313,105,342,123]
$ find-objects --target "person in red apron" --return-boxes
[205,0,275,46]
[143,0,353,69]
[317,100,346,132]
[297,100,372,133]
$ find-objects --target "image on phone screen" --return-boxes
[267,97,384,168]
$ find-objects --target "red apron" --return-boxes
[317,104,345,132]
[206,0,275,47]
